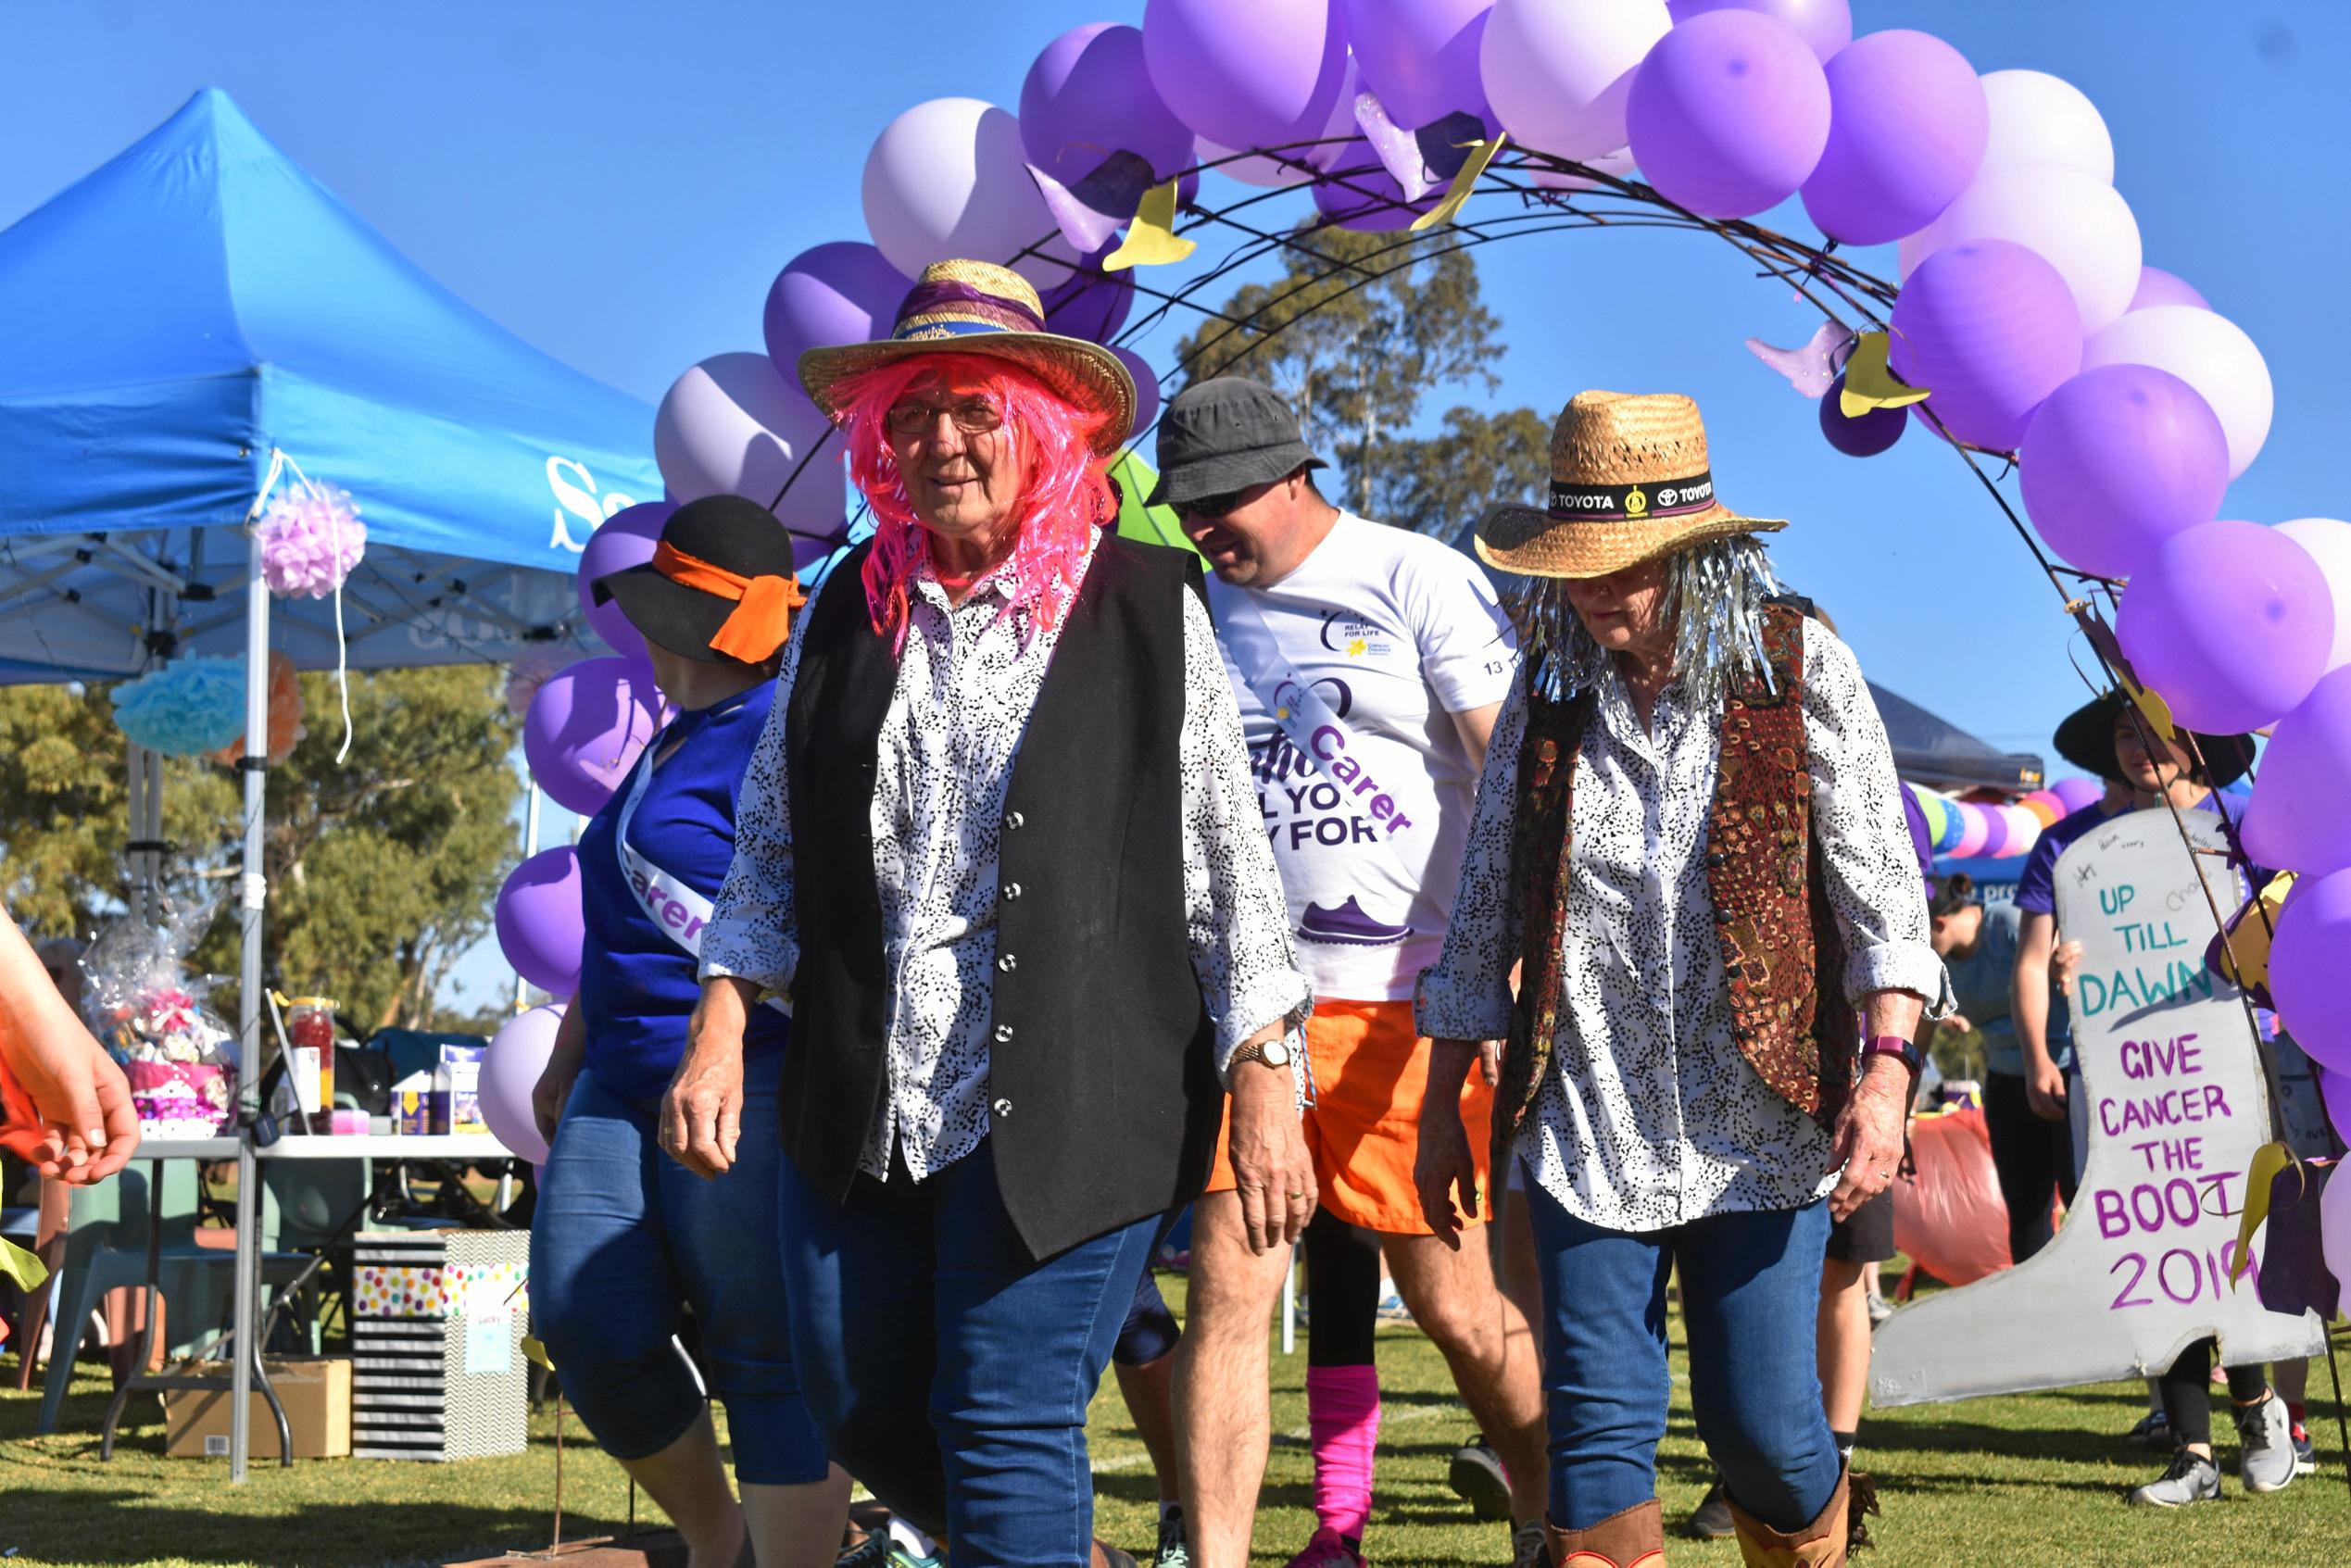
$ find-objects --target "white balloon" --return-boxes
[2277,518,2351,674]
[861,97,1076,290]
[2081,305,2273,481]
[2326,1163,2351,1311]
[1481,0,1670,162]
[1531,144,1638,193]
[1898,162,2142,336]
[1977,69,2115,184]
[653,353,847,532]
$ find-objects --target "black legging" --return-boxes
[2157,1337,2268,1447]
[1304,1206,1383,1368]
[1981,1072,2078,1263]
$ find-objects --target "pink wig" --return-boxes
[830,351,1116,649]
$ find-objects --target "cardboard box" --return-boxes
[164,1356,353,1460]
[438,1044,486,1135]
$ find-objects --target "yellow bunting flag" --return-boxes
[1,1235,48,1293]
[1103,180,1195,272]
[1412,132,1508,232]
[2118,671,2178,743]
[1839,332,1931,418]
[521,1333,556,1372]
[2218,871,2298,993]
[2228,1141,2296,1286]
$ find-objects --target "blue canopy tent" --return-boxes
[0,88,659,1476]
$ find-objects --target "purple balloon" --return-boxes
[577,502,674,656]
[523,656,663,816]
[1667,0,1852,62]
[761,244,911,389]
[2018,366,2228,580]
[2270,870,2351,1076]
[1888,239,2082,453]
[2243,666,2351,878]
[1114,347,1163,435]
[1800,31,1985,245]
[1142,0,1352,155]
[1976,804,2014,859]
[1342,0,1491,131]
[2129,265,2210,314]
[495,847,584,997]
[481,1003,562,1165]
[1022,22,1198,184]
[2052,776,2105,814]
[1626,10,1831,220]
[1040,240,1136,344]
[1313,148,1442,231]
[1818,374,1905,456]
[2116,521,2336,735]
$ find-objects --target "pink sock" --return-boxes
[1305,1363,1380,1540]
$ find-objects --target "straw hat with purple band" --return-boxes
[796,258,1136,458]
[1477,390,1786,579]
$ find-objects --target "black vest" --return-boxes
[783,533,1222,1261]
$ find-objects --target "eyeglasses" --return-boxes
[885,399,1004,439]
[1176,489,1250,520]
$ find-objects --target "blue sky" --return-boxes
[4,2,2341,1013]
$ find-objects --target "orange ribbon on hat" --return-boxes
[652,540,807,663]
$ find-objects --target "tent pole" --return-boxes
[512,784,542,1013]
[123,741,149,925]
[229,526,270,1484]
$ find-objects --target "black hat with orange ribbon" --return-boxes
[592,495,807,667]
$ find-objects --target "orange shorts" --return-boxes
[1204,997,1494,1235]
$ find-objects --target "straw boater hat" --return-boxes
[1477,391,1786,579]
[796,259,1137,458]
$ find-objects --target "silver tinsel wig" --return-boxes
[1503,535,1783,710]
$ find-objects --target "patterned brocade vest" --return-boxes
[1494,602,1854,1168]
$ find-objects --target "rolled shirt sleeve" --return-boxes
[1413,671,1528,1042]
[697,583,819,998]
[1177,589,1314,1079]
[1799,619,1952,1013]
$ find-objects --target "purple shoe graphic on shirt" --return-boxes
[1298,897,1413,947]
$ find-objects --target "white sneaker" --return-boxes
[2129,1449,2219,1507]
[2237,1394,2297,1494]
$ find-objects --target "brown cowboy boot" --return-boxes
[1543,1499,1666,1567]
[1724,1469,1879,1568]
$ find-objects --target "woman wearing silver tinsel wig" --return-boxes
[1412,392,1946,1568]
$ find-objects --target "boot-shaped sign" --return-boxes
[1871,808,2324,1405]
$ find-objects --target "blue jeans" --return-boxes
[777,1137,1157,1566]
[1524,1178,1842,1532]
[531,1051,829,1485]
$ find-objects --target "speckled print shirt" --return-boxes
[1414,617,1946,1231]
[702,537,1312,1183]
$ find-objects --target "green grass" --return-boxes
[3,1280,2345,1566]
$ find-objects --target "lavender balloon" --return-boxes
[2052,776,2105,814]
[1667,0,1851,62]
[1818,374,1905,457]
[2115,521,2335,735]
[762,244,911,388]
[1889,240,2081,452]
[2243,667,2351,877]
[577,502,674,657]
[654,354,845,540]
[1482,0,1669,161]
[2277,518,2351,674]
[1023,23,1198,186]
[2269,870,2351,1076]
[1114,347,1163,435]
[495,847,585,997]
[1142,0,1351,155]
[2018,366,2229,579]
[523,656,663,816]
[1040,241,1137,344]
[1626,9,1830,220]
[1343,0,1491,130]
[861,98,1076,291]
[2130,266,2209,314]
[481,1003,563,1165]
[1800,31,1985,245]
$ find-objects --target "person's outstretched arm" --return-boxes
[0,909,138,1182]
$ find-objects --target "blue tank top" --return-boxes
[575,681,787,1103]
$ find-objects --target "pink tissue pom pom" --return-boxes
[258,484,368,598]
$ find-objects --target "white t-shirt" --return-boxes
[1205,513,1517,1001]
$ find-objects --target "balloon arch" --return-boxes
[486,2,2351,1248]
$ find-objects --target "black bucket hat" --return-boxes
[2055,690,2254,790]
[592,495,805,666]
[1148,376,1327,508]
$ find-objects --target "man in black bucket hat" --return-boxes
[1156,377,1548,1568]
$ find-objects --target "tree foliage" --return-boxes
[1172,229,1551,541]
[0,666,521,1033]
